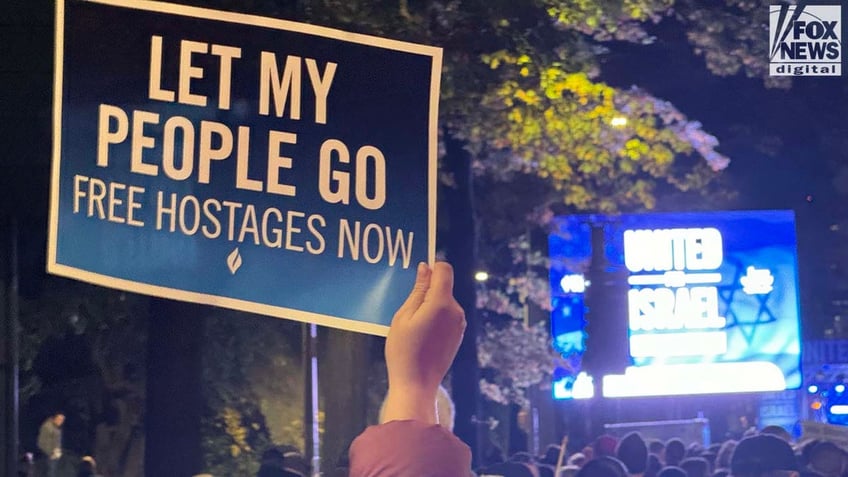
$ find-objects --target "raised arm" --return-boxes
[349,262,471,476]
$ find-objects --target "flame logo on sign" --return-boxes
[227,248,243,275]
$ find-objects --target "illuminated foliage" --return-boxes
[221,407,251,457]
[458,51,728,212]
[201,312,301,476]
[676,0,791,89]
[181,0,750,432]
[543,0,673,42]
[474,234,564,407]
[19,279,148,475]
[477,321,567,408]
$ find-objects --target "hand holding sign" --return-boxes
[382,262,465,424]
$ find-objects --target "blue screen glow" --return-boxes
[550,210,802,399]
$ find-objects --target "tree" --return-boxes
[173,0,736,461]
[200,311,302,476]
[675,0,791,89]
[19,278,148,476]
[4,0,806,471]
[22,0,762,468]
[478,320,565,409]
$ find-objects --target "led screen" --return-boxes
[550,210,802,398]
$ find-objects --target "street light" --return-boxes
[474,271,489,282]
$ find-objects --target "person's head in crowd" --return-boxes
[730,434,798,477]
[542,445,562,467]
[799,440,822,468]
[666,439,687,467]
[576,456,629,477]
[257,466,303,477]
[559,464,582,477]
[18,452,34,477]
[569,452,588,468]
[595,436,620,459]
[680,457,710,477]
[508,452,540,477]
[258,458,287,475]
[512,451,536,463]
[687,444,705,458]
[332,440,351,477]
[260,445,295,464]
[702,453,717,471]
[538,464,556,477]
[329,468,348,477]
[806,441,847,477]
[435,385,456,430]
[486,461,538,477]
[799,470,825,477]
[716,440,737,470]
[77,456,97,477]
[257,446,308,477]
[760,426,792,444]
[282,452,309,477]
[50,412,66,428]
[658,466,688,477]
[648,440,666,462]
[257,449,284,477]
[645,454,663,477]
[617,432,649,476]
[378,384,455,430]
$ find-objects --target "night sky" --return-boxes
[602,18,845,209]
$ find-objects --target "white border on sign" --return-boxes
[47,0,442,337]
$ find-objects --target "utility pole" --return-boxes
[303,322,320,476]
[444,132,483,466]
[582,223,630,437]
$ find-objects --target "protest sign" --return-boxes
[48,0,441,335]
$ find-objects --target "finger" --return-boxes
[394,262,431,320]
[425,261,455,301]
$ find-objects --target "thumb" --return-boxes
[425,262,455,302]
[394,262,431,319]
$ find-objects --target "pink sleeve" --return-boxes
[349,420,472,476]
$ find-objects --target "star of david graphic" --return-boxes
[718,257,778,345]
